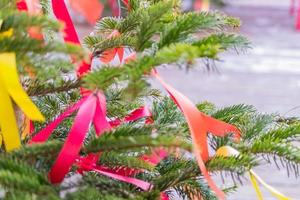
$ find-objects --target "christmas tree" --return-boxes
[0,0,299,199]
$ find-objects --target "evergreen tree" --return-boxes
[0,0,299,199]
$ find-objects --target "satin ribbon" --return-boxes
[99,30,124,64]
[51,0,94,78]
[152,70,240,200]
[52,0,125,74]
[48,3,236,199]
[0,53,44,151]
[122,0,131,11]
[69,0,104,25]
[28,92,109,183]
[216,146,291,200]
[194,0,210,11]
[141,148,169,166]
[49,94,99,183]
[16,0,28,11]
[109,106,152,127]
[30,90,153,183]
[77,154,151,190]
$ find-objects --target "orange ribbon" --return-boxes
[69,0,104,25]
[152,70,240,200]
[100,30,124,64]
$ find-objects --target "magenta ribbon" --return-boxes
[30,97,89,143]
[77,154,151,190]
[47,1,169,198]
[29,91,155,185]
[49,94,98,183]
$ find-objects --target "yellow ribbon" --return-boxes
[0,53,44,151]
[0,19,14,38]
[215,146,291,200]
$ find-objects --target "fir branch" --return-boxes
[84,134,192,154]
[206,155,256,174]
[26,79,81,97]
[174,179,218,200]
[158,12,241,48]
[99,152,155,171]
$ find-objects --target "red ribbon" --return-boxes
[30,91,153,184]
[152,70,240,200]
[47,2,242,199]
[16,0,28,11]
[30,97,88,143]
[49,94,98,183]
[77,154,151,190]
[51,0,92,76]
[68,0,104,25]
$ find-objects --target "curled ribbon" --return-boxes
[48,2,237,199]
[29,92,110,183]
[152,70,240,200]
[216,146,291,200]
[50,1,240,198]
[30,91,153,184]
[0,53,44,151]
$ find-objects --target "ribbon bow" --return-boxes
[30,90,152,183]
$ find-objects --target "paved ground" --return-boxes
[75,1,300,199]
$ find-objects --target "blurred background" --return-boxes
[72,0,300,199]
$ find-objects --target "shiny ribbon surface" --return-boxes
[69,0,103,25]
[47,2,237,199]
[216,146,291,200]
[152,70,240,200]
[0,53,44,151]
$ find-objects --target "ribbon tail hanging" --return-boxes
[249,170,291,200]
[92,167,152,191]
[0,79,21,151]
[30,96,88,143]
[216,146,291,200]
[152,70,225,200]
[0,53,44,121]
[49,94,97,184]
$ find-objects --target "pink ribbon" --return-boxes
[30,91,154,185]
[77,154,151,190]
[30,97,88,143]
[49,94,98,183]
[110,106,153,127]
